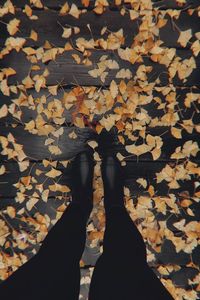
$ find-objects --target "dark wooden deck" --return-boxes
[0,0,200,299]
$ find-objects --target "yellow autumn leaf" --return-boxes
[72,53,81,64]
[30,29,38,41]
[177,29,192,47]
[45,168,62,178]
[191,40,200,56]
[48,145,62,155]
[42,189,49,202]
[62,27,72,39]
[7,18,20,35]
[18,160,30,172]
[136,178,147,188]
[68,3,81,18]
[125,144,151,156]
[5,37,26,52]
[24,120,35,131]
[2,67,16,77]
[129,9,139,20]
[110,80,118,99]
[22,75,34,88]
[48,85,58,95]
[0,104,8,118]
[151,148,161,160]
[0,165,6,175]
[24,4,32,17]
[22,47,36,55]
[59,2,69,15]
[34,76,46,92]
[116,68,132,79]
[26,197,39,211]
[171,127,182,139]
[0,79,10,96]
[87,140,98,149]
[6,206,16,218]
[68,130,77,139]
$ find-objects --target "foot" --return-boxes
[101,153,125,213]
[68,148,95,220]
[96,127,120,159]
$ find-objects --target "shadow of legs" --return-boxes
[0,149,95,300]
[0,203,88,300]
[88,206,174,300]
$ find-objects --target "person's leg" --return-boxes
[88,154,174,300]
[0,149,95,300]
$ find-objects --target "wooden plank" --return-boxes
[0,125,199,161]
[1,9,199,49]
[8,0,200,10]
[0,87,199,125]
[0,159,199,198]
[2,49,200,87]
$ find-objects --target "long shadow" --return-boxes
[0,203,174,300]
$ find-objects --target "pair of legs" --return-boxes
[0,149,174,300]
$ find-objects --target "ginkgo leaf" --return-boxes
[136,178,147,188]
[68,3,81,18]
[6,206,16,218]
[2,67,16,77]
[0,104,8,118]
[24,4,32,17]
[0,79,10,96]
[48,145,62,155]
[125,144,151,156]
[110,80,118,99]
[116,68,132,79]
[171,127,182,139]
[0,165,6,175]
[129,9,139,20]
[87,140,98,149]
[45,168,62,178]
[5,37,26,52]
[191,40,200,56]
[68,130,78,139]
[62,27,72,39]
[59,2,69,15]
[30,29,38,41]
[177,29,192,47]
[26,197,39,211]
[7,18,20,35]
[48,85,58,95]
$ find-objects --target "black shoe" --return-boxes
[96,127,121,159]
[68,148,95,219]
[101,153,125,213]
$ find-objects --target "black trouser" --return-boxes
[0,203,174,300]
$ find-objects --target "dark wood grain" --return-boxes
[9,0,200,10]
[0,125,199,161]
[0,159,199,198]
[1,1,200,293]
[0,86,199,124]
[2,49,200,87]
[1,9,199,49]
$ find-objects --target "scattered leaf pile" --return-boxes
[0,0,200,299]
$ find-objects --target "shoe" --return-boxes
[68,148,95,219]
[96,126,121,159]
[100,153,125,212]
